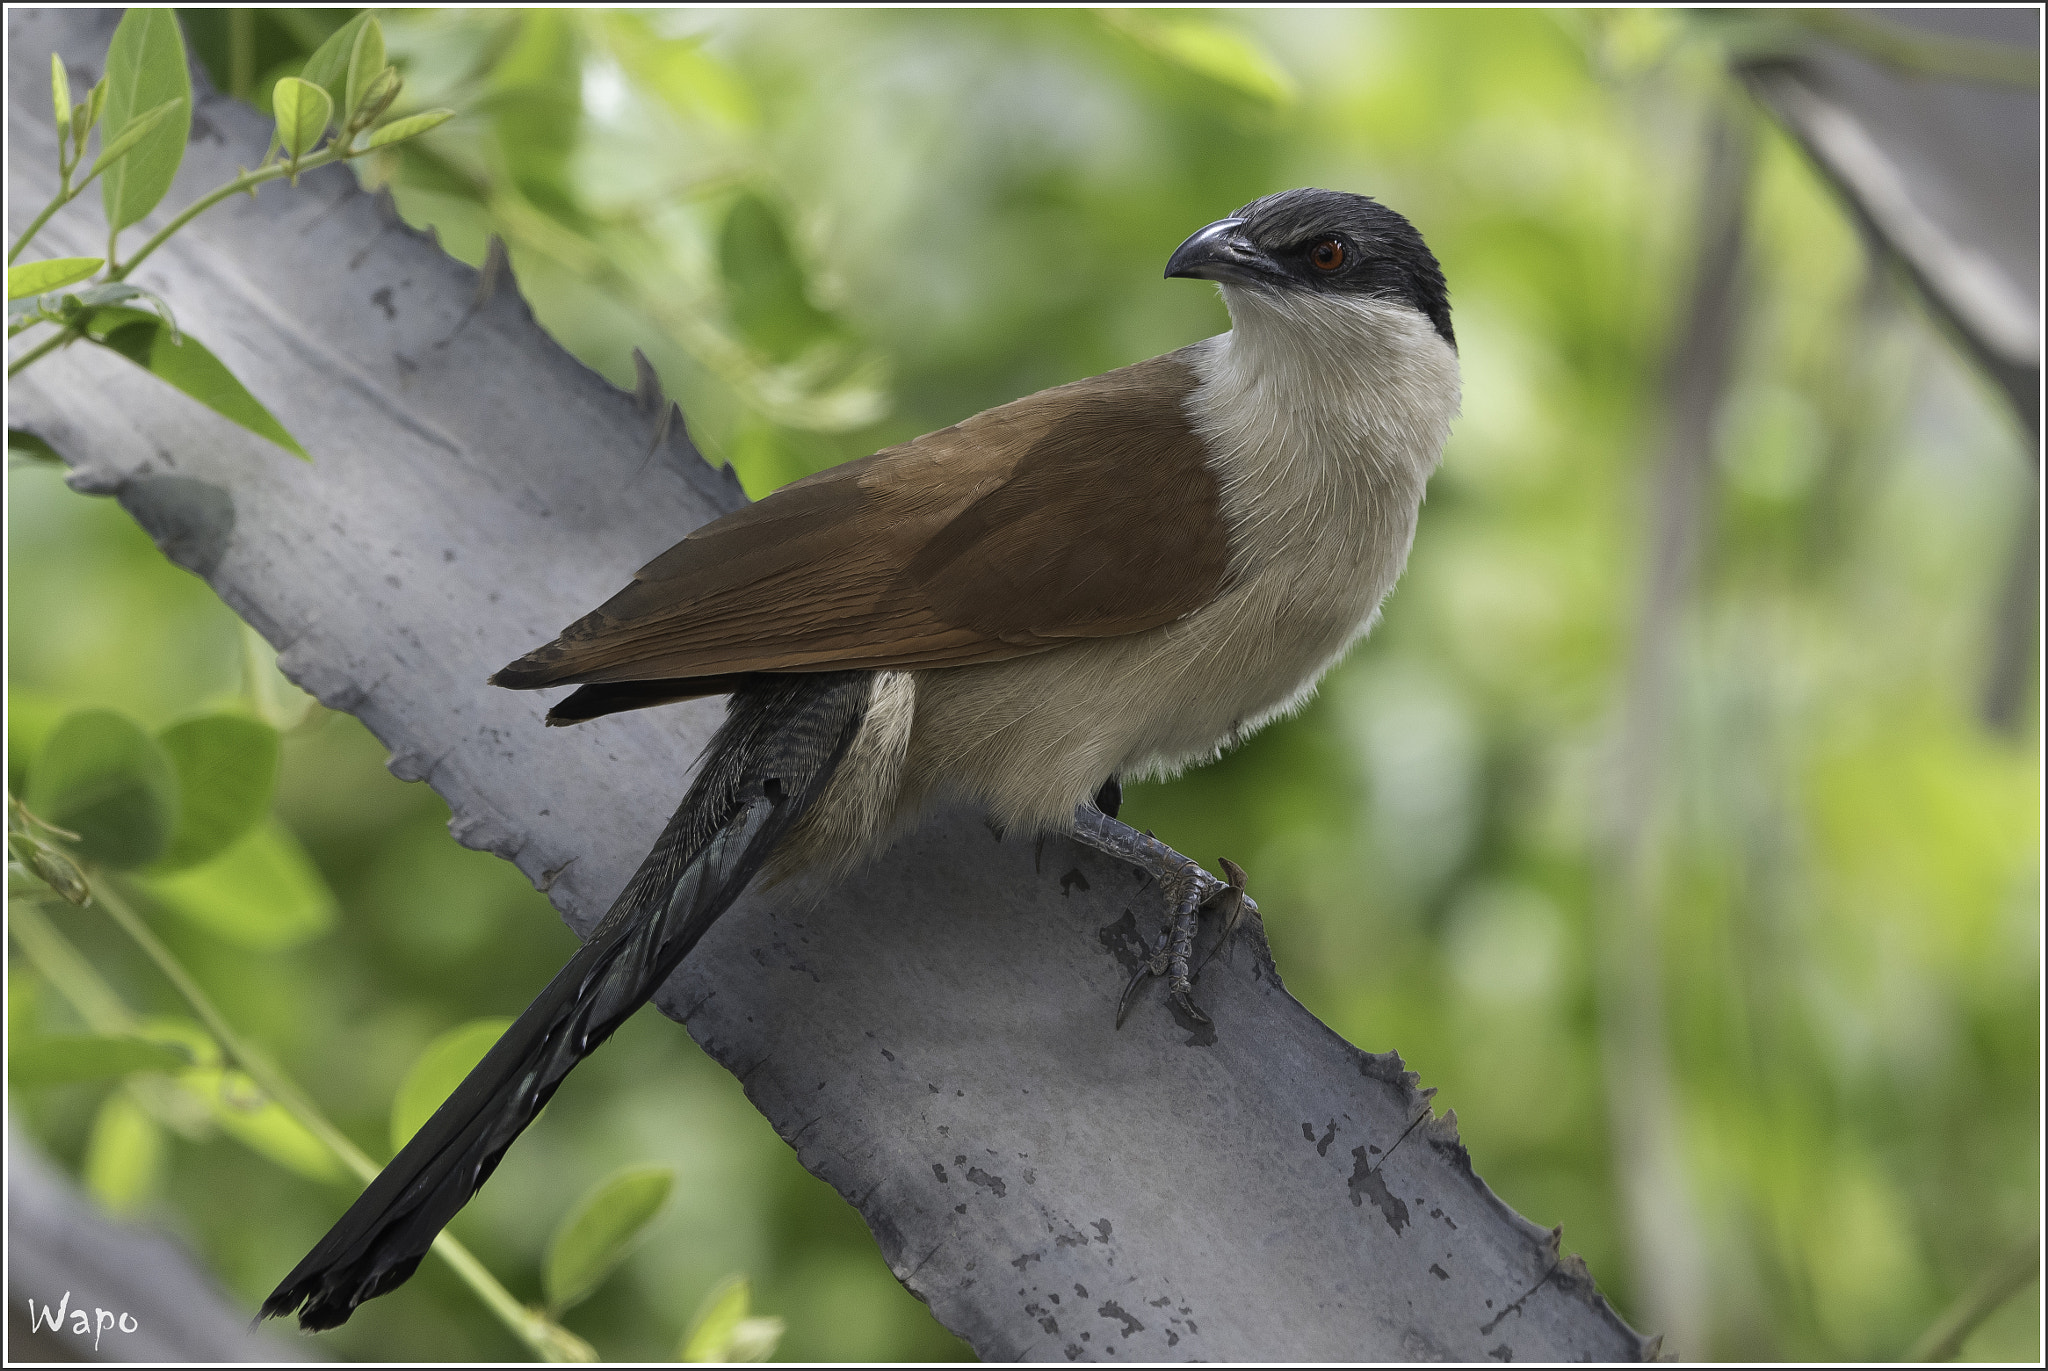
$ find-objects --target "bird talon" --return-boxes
[1192,858,1254,976]
[1072,810,1253,1030]
[1115,962,1153,1029]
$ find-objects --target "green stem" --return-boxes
[9,147,351,379]
[8,183,78,265]
[6,329,70,377]
[8,899,216,1141]
[1907,1233,2041,1361]
[91,882,354,1165]
[435,1241,598,1362]
[111,146,347,285]
[7,898,134,1032]
[83,878,591,1361]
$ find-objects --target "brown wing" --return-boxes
[491,349,1229,694]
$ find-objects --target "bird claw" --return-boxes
[1195,857,1253,975]
[1068,806,1258,1031]
[1113,855,1252,1030]
[1114,961,1152,1028]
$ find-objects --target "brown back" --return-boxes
[494,349,1230,690]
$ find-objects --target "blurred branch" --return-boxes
[227,8,255,101]
[9,1123,311,1362]
[1731,11,2040,739]
[1705,10,2037,89]
[1906,1233,2041,1361]
[1791,10,2038,88]
[1597,100,1758,1358]
[1980,488,2040,735]
[1736,19,2039,445]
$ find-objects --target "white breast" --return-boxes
[888,290,1461,840]
[1181,287,1462,729]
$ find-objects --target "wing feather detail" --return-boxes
[493,349,1228,693]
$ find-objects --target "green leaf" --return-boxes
[27,709,179,869]
[271,77,332,160]
[726,1315,785,1361]
[51,53,72,141]
[679,1274,785,1361]
[10,964,39,1042]
[6,689,67,792]
[606,15,757,131]
[349,66,402,135]
[389,1017,513,1154]
[342,16,387,128]
[68,282,178,339]
[153,714,280,872]
[81,75,108,149]
[83,307,309,459]
[84,1091,164,1213]
[184,1065,344,1182]
[681,1275,749,1362]
[299,12,373,128]
[98,9,194,232]
[364,108,453,149]
[141,818,337,950]
[1107,13,1297,106]
[85,96,186,184]
[8,256,102,300]
[543,1165,675,1315]
[720,193,840,362]
[9,1032,194,1086]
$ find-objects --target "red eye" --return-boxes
[1310,239,1345,272]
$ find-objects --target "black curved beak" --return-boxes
[1165,217,1280,284]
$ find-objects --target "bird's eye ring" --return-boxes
[1310,239,1345,272]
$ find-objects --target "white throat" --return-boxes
[1186,286,1461,582]
[1211,286,1458,478]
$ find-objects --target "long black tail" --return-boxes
[262,672,873,1332]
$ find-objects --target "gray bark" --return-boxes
[8,9,1649,1361]
[7,1126,311,1362]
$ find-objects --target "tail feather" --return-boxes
[542,675,755,726]
[261,672,873,1331]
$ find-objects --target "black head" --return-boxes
[1165,188,1454,350]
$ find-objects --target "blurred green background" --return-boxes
[8,8,2037,1362]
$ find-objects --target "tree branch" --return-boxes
[6,10,1648,1360]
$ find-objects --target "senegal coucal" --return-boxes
[264,187,1460,1330]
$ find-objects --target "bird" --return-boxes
[261,186,1460,1332]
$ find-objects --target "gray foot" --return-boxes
[1069,806,1255,1027]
